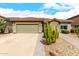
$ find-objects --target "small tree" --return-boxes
[0,19,6,33]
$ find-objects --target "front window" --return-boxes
[75,24,79,28]
[61,25,67,29]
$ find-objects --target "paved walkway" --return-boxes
[60,33,79,48]
[33,33,45,56]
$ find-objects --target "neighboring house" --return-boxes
[59,15,79,32]
[49,18,72,32]
[59,20,72,32]
[67,15,79,30]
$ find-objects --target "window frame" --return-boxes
[61,25,68,29]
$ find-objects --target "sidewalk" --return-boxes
[33,33,45,56]
[60,33,79,48]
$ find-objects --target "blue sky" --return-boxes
[0,3,72,15]
[0,3,78,19]
[0,3,43,11]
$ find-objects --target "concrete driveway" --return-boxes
[0,33,44,56]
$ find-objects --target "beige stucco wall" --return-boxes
[12,22,16,33]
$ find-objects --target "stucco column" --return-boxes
[39,23,42,33]
[12,22,16,33]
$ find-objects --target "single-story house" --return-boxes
[59,15,79,31]
[6,17,59,33]
[0,16,60,33]
[59,15,79,32]
[67,15,79,30]
[8,17,72,33]
[0,15,79,33]
[6,17,47,33]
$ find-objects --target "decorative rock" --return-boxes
[45,38,79,56]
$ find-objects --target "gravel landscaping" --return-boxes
[69,33,79,39]
[44,37,79,56]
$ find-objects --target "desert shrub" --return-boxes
[61,29,70,34]
[70,29,75,33]
[75,27,79,38]
[75,24,79,34]
[43,21,59,45]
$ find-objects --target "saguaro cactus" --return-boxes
[43,21,59,45]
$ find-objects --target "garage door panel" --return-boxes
[16,24,39,33]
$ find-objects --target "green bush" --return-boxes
[61,29,70,34]
[75,24,79,35]
[75,27,79,34]
[70,29,75,33]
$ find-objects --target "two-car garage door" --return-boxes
[16,24,39,33]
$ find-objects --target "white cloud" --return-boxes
[0,8,54,19]
[53,3,79,19]
[0,1,79,19]
[25,14,54,19]
[0,8,32,17]
[54,9,78,19]
[42,2,79,19]
[42,3,72,11]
